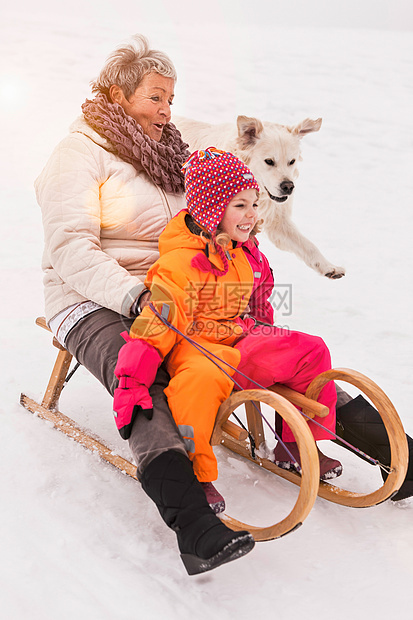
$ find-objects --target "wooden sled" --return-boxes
[20,317,408,543]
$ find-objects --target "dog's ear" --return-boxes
[236,116,264,149]
[289,118,322,137]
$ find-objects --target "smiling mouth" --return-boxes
[264,187,289,203]
[154,123,164,131]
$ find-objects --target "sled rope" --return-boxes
[148,303,387,471]
[148,304,298,468]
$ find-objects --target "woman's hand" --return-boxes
[139,290,152,310]
[132,290,152,316]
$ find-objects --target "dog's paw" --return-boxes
[324,266,346,279]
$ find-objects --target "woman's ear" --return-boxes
[109,84,124,104]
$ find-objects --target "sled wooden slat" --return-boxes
[35,316,50,331]
[222,419,248,441]
[245,400,265,447]
[269,384,329,418]
[41,348,73,411]
[20,393,138,479]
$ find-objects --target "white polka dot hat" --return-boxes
[182,147,260,234]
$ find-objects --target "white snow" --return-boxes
[1,3,412,619]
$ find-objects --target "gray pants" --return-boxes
[65,308,187,479]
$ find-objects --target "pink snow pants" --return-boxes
[232,325,337,442]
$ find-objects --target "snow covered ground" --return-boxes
[1,3,412,619]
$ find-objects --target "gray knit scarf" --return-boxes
[81,93,190,194]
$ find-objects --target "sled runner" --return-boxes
[212,370,409,541]
[20,317,408,542]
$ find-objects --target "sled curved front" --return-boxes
[212,389,320,542]
[305,368,409,507]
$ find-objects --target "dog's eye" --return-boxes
[264,159,275,166]
[288,159,296,166]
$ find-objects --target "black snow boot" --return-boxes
[336,395,413,501]
[140,450,255,575]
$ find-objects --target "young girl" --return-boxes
[113,147,341,512]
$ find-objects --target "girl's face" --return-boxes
[219,188,259,242]
[110,72,175,141]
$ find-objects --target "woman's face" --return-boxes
[112,72,175,141]
[219,188,259,243]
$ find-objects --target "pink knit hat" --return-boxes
[182,147,260,234]
[181,147,260,276]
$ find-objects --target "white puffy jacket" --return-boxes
[35,117,186,322]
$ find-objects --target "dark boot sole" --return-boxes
[180,533,255,575]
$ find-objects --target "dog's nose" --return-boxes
[280,181,294,195]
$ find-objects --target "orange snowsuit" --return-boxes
[130,210,255,482]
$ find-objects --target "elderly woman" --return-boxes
[35,35,254,575]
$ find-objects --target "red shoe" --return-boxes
[273,442,343,481]
[200,482,226,514]
[318,451,343,480]
[273,441,301,472]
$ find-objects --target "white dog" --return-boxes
[174,115,345,279]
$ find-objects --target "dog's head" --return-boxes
[235,115,322,206]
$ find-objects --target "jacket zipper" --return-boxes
[158,186,173,220]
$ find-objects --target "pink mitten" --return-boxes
[113,333,162,440]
